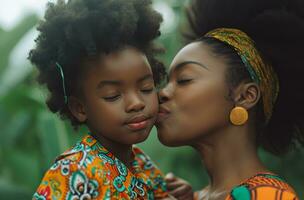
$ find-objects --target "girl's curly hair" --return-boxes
[29,0,165,128]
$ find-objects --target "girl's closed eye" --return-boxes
[139,77,155,93]
[103,93,121,102]
[141,84,155,93]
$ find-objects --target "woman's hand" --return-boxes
[156,194,178,200]
[165,172,194,200]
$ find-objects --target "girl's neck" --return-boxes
[91,132,134,169]
[193,125,268,192]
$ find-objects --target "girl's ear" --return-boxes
[68,96,87,122]
[232,82,261,110]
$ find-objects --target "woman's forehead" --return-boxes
[170,41,226,73]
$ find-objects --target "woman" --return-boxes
[157,0,304,199]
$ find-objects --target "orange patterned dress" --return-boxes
[194,173,299,200]
[33,134,168,200]
[225,173,299,200]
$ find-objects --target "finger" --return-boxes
[178,190,194,200]
[169,184,192,198]
[166,181,184,190]
[166,178,190,189]
[168,194,178,200]
[165,172,176,182]
[155,195,177,200]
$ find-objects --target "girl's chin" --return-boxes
[129,131,151,144]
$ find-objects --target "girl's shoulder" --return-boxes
[226,173,299,200]
[50,134,112,167]
[132,145,162,174]
[33,135,132,200]
[34,136,168,200]
[33,135,113,200]
[132,146,168,198]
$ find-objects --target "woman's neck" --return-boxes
[193,125,268,192]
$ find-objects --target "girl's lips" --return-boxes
[125,115,151,131]
[127,120,149,131]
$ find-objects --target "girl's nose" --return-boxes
[125,93,145,113]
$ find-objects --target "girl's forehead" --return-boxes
[83,50,153,83]
[97,48,148,68]
[85,48,148,70]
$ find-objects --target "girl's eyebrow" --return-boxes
[97,80,122,89]
[97,74,153,89]
[169,61,209,76]
[137,74,153,83]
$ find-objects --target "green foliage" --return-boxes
[0,1,303,199]
[0,15,37,76]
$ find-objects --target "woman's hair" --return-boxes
[28,0,165,128]
[185,0,304,155]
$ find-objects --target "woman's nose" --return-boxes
[158,84,172,104]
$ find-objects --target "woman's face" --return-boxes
[156,42,234,146]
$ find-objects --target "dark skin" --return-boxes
[157,42,269,200]
[68,47,158,169]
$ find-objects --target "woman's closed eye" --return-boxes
[176,78,193,85]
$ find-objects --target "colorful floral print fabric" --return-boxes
[33,134,168,200]
[225,173,299,200]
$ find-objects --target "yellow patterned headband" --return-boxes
[205,28,279,123]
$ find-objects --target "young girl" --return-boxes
[29,0,170,199]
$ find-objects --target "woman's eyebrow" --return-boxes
[169,61,209,76]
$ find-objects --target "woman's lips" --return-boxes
[157,106,170,122]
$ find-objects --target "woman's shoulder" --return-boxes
[226,173,299,200]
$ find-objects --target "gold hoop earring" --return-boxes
[229,106,248,126]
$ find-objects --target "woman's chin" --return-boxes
[156,130,182,147]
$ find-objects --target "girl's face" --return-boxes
[71,47,158,146]
[156,42,234,146]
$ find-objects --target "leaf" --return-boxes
[1,111,32,147]
[0,14,38,75]
[0,179,32,200]
[36,111,70,169]
[1,149,40,190]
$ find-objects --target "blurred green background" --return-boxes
[0,0,303,199]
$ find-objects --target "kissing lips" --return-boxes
[157,106,170,122]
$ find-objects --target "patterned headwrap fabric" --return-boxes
[205,28,279,123]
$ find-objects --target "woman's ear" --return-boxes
[232,82,261,110]
[68,96,87,122]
